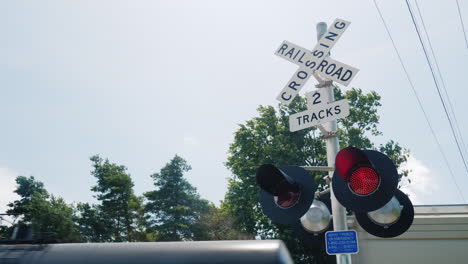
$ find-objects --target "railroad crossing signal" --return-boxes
[256,164,332,257]
[332,147,414,238]
[263,19,414,262]
[255,147,415,248]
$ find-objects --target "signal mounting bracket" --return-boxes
[315,80,333,88]
[317,125,338,139]
[320,130,338,139]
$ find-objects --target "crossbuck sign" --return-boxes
[275,19,359,106]
[274,18,359,132]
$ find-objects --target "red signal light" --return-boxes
[348,167,380,195]
[332,148,399,212]
[274,181,301,208]
[335,147,381,196]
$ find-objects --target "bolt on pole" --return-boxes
[316,22,352,264]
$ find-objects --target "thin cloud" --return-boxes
[399,156,437,205]
[0,168,19,214]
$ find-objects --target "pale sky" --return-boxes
[1,0,467,209]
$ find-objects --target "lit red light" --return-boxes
[348,167,380,195]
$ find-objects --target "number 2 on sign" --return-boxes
[312,92,321,105]
[306,89,329,109]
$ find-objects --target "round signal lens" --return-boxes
[348,167,380,195]
[274,181,301,208]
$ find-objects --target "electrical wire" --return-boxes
[414,0,468,161]
[372,0,466,203]
[455,0,468,49]
[405,0,468,176]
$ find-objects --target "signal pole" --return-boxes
[316,22,352,264]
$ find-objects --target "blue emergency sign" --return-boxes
[325,230,359,255]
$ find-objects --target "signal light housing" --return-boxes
[256,164,317,224]
[291,193,332,256]
[355,189,414,238]
[332,147,398,212]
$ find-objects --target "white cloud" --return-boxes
[399,156,437,205]
[0,168,19,214]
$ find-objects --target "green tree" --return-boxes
[128,195,151,242]
[90,155,140,242]
[0,225,14,240]
[223,88,409,263]
[144,155,210,241]
[7,176,49,220]
[191,204,253,241]
[7,176,81,242]
[75,202,110,242]
[29,194,82,242]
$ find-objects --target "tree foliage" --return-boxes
[75,202,109,242]
[3,155,238,244]
[7,176,49,220]
[223,87,410,263]
[192,204,252,240]
[144,155,210,241]
[89,155,140,242]
[6,176,81,242]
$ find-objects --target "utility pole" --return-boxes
[315,22,352,264]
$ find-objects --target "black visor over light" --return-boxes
[257,165,317,224]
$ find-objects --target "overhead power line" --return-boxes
[455,0,468,48]
[404,0,468,176]
[414,0,468,162]
[372,0,466,203]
